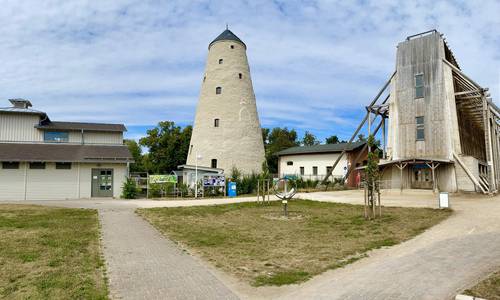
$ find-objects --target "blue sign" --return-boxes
[228,182,237,197]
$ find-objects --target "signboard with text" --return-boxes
[149,175,177,184]
[203,175,226,187]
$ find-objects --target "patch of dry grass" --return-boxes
[137,200,451,286]
[0,205,108,299]
[465,270,500,299]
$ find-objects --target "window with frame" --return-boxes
[44,131,69,143]
[216,87,222,94]
[300,167,304,175]
[286,161,293,166]
[312,166,318,175]
[211,159,217,168]
[415,74,424,98]
[56,162,72,169]
[218,58,223,64]
[326,166,333,175]
[416,116,425,140]
[214,118,220,127]
[2,162,19,169]
[29,162,45,169]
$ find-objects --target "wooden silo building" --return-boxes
[378,30,500,193]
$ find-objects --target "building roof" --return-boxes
[378,157,452,167]
[209,29,246,49]
[276,141,366,156]
[35,121,127,132]
[0,106,48,118]
[177,164,224,173]
[0,143,133,163]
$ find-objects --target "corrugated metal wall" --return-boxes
[83,132,123,145]
[0,113,43,142]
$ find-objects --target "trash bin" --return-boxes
[228,182,237,197]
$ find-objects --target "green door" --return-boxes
[91,169,113,197]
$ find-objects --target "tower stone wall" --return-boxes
[186,30,265,174]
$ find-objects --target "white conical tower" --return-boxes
[186,29,265,174]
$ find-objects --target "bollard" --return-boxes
[282,200,288,217]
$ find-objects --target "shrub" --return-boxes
[148,183,177,198]
[121,177,138,199]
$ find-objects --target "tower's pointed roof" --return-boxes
[209,29,246,49]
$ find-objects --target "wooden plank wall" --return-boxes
[390,32,456,160]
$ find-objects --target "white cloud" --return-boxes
[0,0,498,142]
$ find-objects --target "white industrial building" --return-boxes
[277,142,368,187]
[0,99,133,200]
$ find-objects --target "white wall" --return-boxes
[0,162,127,200]
[0,113,43,142]
[278,153,348,180]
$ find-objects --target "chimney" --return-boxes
[9,98,33,109]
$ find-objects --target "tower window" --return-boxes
[219,59,223,64]
[203,76,206,82]
[416,116,425,140]
[211,159,218,168]
[287,161,293,166]
[230,45,234,49]
[239,73,242,79]
[214,118,219,127]
[415,74,424,98]
[216,87,222,94]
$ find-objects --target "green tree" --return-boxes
[124,139,145,173]
[357,134,367,142]
[302,131,320,146]
[365,134,381,219]
[264,127,300,174]
[325,135,340,144]
[262,128,270,146]
[139,121,192,174]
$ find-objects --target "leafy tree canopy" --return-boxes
[262,127,300,174]
[302,131,320,146]
[325,135,339,144]
[124,139,144,173]
[139,121,192,174]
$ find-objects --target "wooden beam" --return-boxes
[322,71,396,185]
[455,90,482,96]
[453,153,487,193]
[444,59,484,90]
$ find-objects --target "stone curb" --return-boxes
[456,294,487,300]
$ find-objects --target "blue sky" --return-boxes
[0,0,498,143]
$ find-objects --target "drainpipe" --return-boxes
[77,162,81,198]
[23,162,28,200]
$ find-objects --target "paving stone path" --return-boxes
[99,208,238,300]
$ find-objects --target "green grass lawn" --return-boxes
[0,205,108,299]
[464,270,500,299]
[137,200,451,286]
